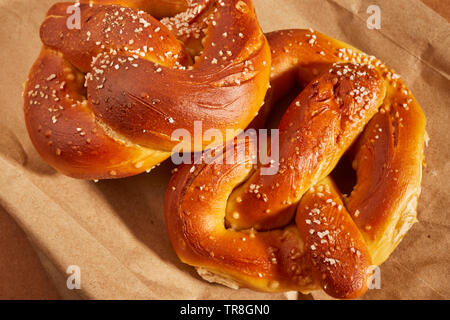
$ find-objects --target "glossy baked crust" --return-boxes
[165,29,426,299]
[24,0,271,179]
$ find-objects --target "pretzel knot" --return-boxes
[24,0,270,179]
[165,30,426,299]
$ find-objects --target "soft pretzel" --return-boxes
[165,29,426,298]
[24,0,270,179]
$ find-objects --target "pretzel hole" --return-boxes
[224,163,257,230]
[264,87,305,129]
[161,0,216,61]
[330,153,357,197]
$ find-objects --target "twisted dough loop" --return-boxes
[24,0,270,179]
[165,30,426,298]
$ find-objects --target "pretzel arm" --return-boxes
[24,48,170,179]
[296,177,372,299]
[79,0,191,19]
[345,89,426,265]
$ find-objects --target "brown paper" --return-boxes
[0,0,448,299]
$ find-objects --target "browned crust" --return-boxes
[164,29,426,299]
[24,48,171,179]
[346,88,426,265]
[165,136,319,294]
[24,0,271,179]
[78,0,191,19]
[296,177,372,299]
[226,62,385,230]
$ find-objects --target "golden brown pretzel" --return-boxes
[165,29,426,299]
[24,0,270,179]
